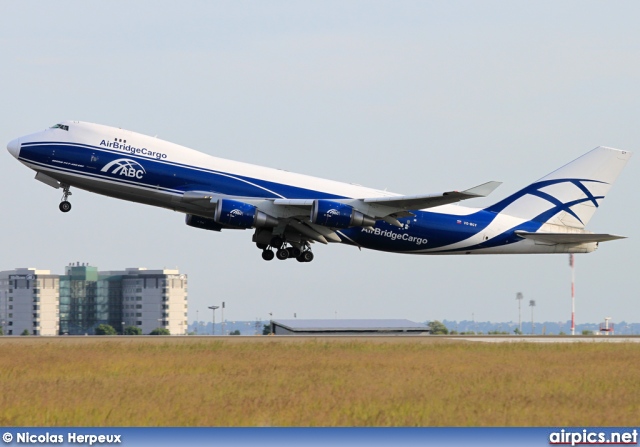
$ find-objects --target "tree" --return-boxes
[427,320,449,335]
[95,324,117,335]
[262,324,272,335]
[124,325,142,335]
[230,330,241,335]
[513,327,522,335]
[0,327,3,336]
[21,329,30,336]
[581,329,593,335]
[149,327,170,335]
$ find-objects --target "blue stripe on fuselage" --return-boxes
[19,142,346,200]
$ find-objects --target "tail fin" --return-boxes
[486,146,632,228]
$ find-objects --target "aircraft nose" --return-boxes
[7,137,21,158]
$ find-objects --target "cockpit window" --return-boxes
[50,124,69,131]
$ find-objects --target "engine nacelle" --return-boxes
[310,200,376,229]
[185,214,223,232]
[214,199,278,229]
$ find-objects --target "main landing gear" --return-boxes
[59,184,72,213]
[258,237,314,263]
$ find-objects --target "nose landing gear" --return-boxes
[59,184,72,213]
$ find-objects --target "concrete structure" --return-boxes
[1,264,187,336]
[270,319,429,335]
[120,268,188,335]
[0,268,59,336]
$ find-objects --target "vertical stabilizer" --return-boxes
[487,146,632,228]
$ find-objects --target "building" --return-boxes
[59,264,103,335]
[0,268,59,336]
[1,264,187,336]
[120,268,188,335]
[270,319,429,335]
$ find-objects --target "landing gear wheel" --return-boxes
[301,251,314,262]
[287,247,301,258]
[59,201,72,213]
[262,250,274,261]
[276,248,289,260]
[256,242,268,250]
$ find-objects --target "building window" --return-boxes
[136,305,142,309]
[136,313,142,317]
[136,321,142,326]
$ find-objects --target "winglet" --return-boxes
[460,181,502,198]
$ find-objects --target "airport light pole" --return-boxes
[221,302,225,336]
[516,292,523,334]
[529,300,536,335]
[208,305,219,336]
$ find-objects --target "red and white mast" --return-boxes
[570,254,575,336]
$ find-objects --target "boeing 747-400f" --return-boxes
[7,121,632,262]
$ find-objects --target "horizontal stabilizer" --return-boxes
[515,231,626,244]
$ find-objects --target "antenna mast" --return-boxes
[570,254,575,336]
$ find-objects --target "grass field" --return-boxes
[0,337,638,426]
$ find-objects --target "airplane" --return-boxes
[6,121,632,262]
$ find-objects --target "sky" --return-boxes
[0,1,638,326]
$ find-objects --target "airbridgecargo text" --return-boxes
[361,227,428,246]
[100,140,167,160]
[12,432,121,445]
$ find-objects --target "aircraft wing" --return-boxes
[362,181,502,212]
[276,181,501,226]
[179,181,501,233]
[181,190,216,203]
[515,231,626,244]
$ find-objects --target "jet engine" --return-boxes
[185,214,223,232]
[214,199,278,229]
[310,200,376,228]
